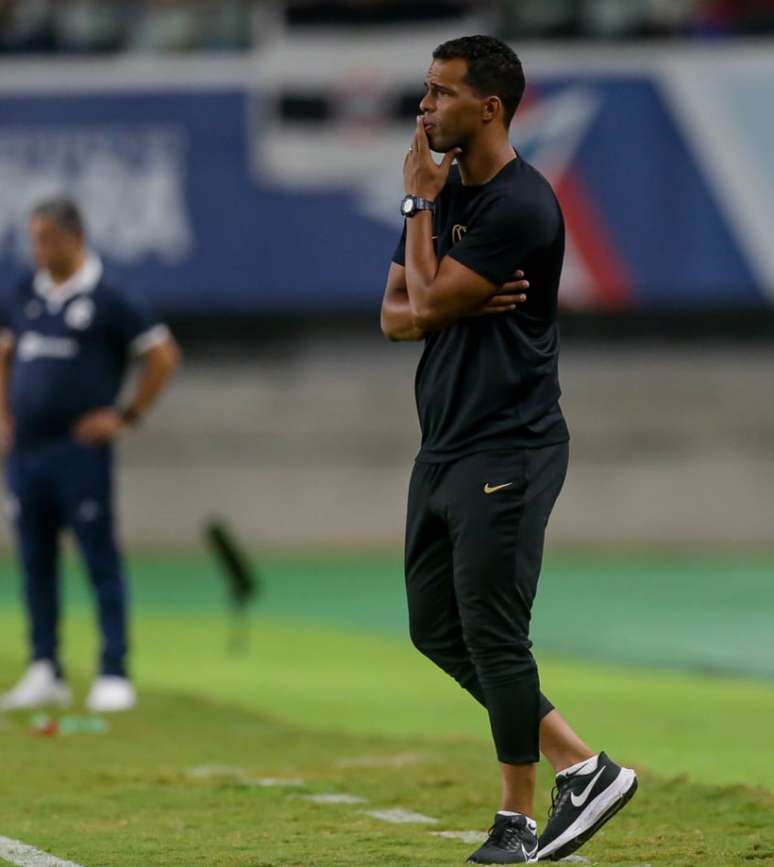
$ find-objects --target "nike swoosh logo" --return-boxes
[570,768,606,809]
[483,482,513,494]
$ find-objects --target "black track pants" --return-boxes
[404,443,568,765]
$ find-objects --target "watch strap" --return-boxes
[412,196,435,213]
[119,406,141,427]
[401,194,436,217]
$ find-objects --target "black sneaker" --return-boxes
[467,813,539,864]
[536,752,637,861]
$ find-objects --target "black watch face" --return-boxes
[401,196,415,217]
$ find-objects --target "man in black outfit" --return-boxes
[381,36,637,864]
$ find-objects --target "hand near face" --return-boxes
[403,116,461,201]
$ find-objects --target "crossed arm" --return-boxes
[381,117,529,341]
[380,246,529,342]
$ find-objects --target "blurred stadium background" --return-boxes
[1,2,773,865]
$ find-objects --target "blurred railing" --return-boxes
[2,0,774,55]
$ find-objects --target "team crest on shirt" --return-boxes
[64,297,95,330]
[452,224,468,244]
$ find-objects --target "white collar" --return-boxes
[33,253,103,311]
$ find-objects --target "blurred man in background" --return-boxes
[382,36,636,863]
[0,197,179,713]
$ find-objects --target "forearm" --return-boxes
[401,119,503,330]
[404,212,441,328]
[122,342,179,419]
[381,292,425,341]
[0,350,12,422]
[404,214,498,331]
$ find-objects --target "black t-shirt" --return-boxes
[393,156,569,462]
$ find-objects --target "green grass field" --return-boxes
[0,550,772,866]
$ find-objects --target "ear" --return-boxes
[482,95,502,124]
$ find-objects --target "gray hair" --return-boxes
[30,196,85,239]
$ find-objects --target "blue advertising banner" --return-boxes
[0,89,396,314]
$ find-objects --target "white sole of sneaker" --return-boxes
[0,692,71,712]
[537,767,637,861]
[466,858,538,864]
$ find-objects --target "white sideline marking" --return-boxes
[0,835,84,867]
[558,857,591,864]
[432,831,487,844]
[186,765,246,779]
[187,769,305,788]
[362,808,438,824]
[242,777,305,788]
[304,793,367,805]
[337,752,426,768]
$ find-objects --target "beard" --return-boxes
[428,131,454,154]
[427,125,466,156]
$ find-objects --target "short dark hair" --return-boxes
[30,196,85,239]
[433,35,525,127]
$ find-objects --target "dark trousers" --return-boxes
[405,443,569,765]
[6,441,128,677]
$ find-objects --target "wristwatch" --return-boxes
[119,406,141,427]
[400,194,435,218]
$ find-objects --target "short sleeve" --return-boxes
[446,193,555,287]
[391,223,407,267]
[106,288,169,356]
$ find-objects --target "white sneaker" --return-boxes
[0,660,72,711]
[85,676,137,713]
